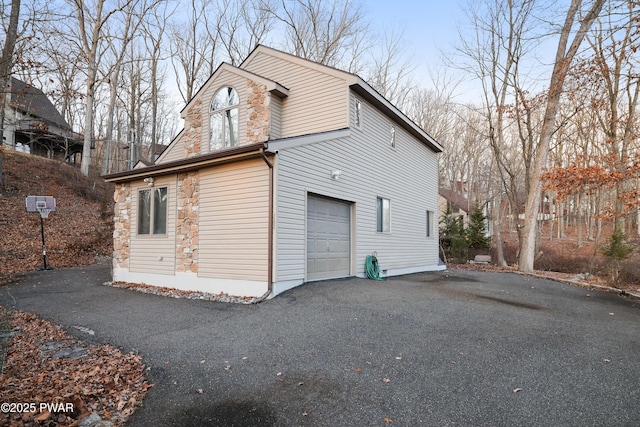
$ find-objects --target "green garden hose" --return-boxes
[365,255,385,280]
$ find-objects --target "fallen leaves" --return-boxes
[0,149,114,283]
[109,281,258,304]
[0,306,151,426]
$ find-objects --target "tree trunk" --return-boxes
[80,67,96,176]
[0,0,21,187]
[519,0,605,273]
[577,194,583,247]
[102,75,119,175]
[493,194,507,266]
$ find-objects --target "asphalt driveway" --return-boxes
[1,265,639,426]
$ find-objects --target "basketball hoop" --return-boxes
[25,195,56,271]
[37,207,51,219]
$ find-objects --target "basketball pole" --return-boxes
[38,213,52,271]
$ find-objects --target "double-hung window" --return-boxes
[210,86,239,151]
[376,197,390,233]
[138,187,168,235]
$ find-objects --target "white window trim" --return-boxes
[376,196,390,233]
[426,210,434,238]
[354,98,362,130]
[210,86,239,152]
[137,186,168,236]
[391,125,396,149]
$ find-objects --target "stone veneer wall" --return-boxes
[246,79,270,143]
[184,98,203,157]
[113,183,131,269]
[176,172,199,273]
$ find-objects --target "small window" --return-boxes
[426,210,434,237]
[376,197,390,233]
[138,187,168,235]
[354,98,362,129]
[210,86,239,151]
[391,125,396,148]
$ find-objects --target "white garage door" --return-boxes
[306,194,351,281]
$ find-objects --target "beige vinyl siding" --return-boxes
[198,158,269,281]
[130,176,176,275]
[275,93,439,281]
[270,95,282,140]
[156,132,185,164]
[243,51,349,138]
[197,69,249,154]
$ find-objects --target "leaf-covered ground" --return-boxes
[0,306,151,426]
[0,148,113,284]
[0,150,149,426]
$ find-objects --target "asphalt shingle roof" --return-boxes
[9,78,71,131]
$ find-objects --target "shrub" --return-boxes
[601,228,634,286]
[439,209,468,263]
[601,228,632,260]
[467,203,491,249]
[534,242,599,274]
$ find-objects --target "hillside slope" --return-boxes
[0,148,113,282]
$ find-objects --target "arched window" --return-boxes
[210,86,239,151]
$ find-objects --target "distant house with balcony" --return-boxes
[2,77,84,162]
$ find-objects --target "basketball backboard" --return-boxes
[25,195,57,213]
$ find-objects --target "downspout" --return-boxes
[255,144,273,302]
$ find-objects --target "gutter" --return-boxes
[258,144,274,301]
[103,143,265,183]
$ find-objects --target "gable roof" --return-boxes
[242,45,443,153]
[9,78,71,131]
[180,62,289,116]
[440,188,471,213]
[241,44,359,82]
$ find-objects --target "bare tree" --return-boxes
[70,0,136,176]
[586,0,640,233]
[0,0,21,149]
[215,0,276,65]
[455,0,540,265]
[262,0,370,71]
[169,0,210,104]
[101,0,144,174]
[142,1,172,164]
[0,0,20,186]
[366,27,416,110]
[519,0,606,273]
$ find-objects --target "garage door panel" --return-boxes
[307,195,351,281]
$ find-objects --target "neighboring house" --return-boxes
[439,188,471,226]
[2,78,84,161]
[104,45,444,298]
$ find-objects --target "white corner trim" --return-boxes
[112,268,268,297]
[271,279,304,297]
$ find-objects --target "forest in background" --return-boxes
[0,0,638,282]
